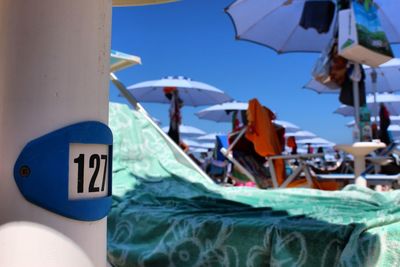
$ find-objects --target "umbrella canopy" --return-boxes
[196,132,225,142]
[195,101,248,122]
[196,101,300,132]
[110,50,141,73]
[181,138,215,150]
[112,0,176,6]
[296,137,335,147]
[285,130,317,140]
[225,0,400,54]
[335,93,400,117]
[347,115,400,127]
[273,120,300,133]
[304,58,400,94]
[127,76,232,107]
[162,124,206,137]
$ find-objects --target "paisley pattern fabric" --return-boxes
[108,103,400,267]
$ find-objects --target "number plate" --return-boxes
[69,143,109,199]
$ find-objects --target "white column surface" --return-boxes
[0,1,112,266]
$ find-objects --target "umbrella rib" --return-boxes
[235,0,293,38]
[185,88,197,106]
[279,19,299,53]
[378,4,400,44]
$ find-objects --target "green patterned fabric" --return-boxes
[108,103,400,267]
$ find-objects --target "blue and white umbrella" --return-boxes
[127,76,232,107]
[225,0,400,54]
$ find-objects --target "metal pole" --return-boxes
[370,69,378,126]
[0,1,111,266]
[351,63,361,141]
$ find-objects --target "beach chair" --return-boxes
[203,135,230,183]
[220,98,336,189]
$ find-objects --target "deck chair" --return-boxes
[220,99,335,189]
[204,135,230,183]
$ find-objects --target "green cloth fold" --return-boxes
[108,103,400,267]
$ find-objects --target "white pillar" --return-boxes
[0,1,112,266]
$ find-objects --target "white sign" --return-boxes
[69,143,109,200]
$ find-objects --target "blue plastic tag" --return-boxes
[14,121,113,221]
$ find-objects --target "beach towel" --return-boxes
[108,103,400,267]
[245,98,285,185]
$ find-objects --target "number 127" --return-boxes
[74,154,108,193]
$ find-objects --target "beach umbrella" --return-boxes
[127,76,232,107]
[225,0,400,54]
[162,124,206,138]
[226,0,400,139]
[196,101,300,132]
[196,133,225,142]
[296,137,335,147]
[112,0,176,6]
[195,101,248,122]
[305,59,400,94]
[187,140,215,150]
[285,130,317,140]
[129,76,231,144]
[273,120,300,133]
[110,50,141,73]
[347,115,400,127]
[305,59,400,123]
[335,93,400,117]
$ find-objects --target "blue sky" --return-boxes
[110,0,399,144]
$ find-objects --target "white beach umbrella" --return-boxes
[195,101,248,122]
[285,130,317,140]
[304,59,400,94]
[335,93,400,117]
[297,137,335,147]
[182,138,215,149]
[346,115,400,127]
[273,120,300,133]
[225,0,400,54]
[162,124,206,138]
[127,76,232,107]
[196,133,225,142]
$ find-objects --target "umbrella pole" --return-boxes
[0,1,112,266]
[352,80,361,141]
[371,69,378,127]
